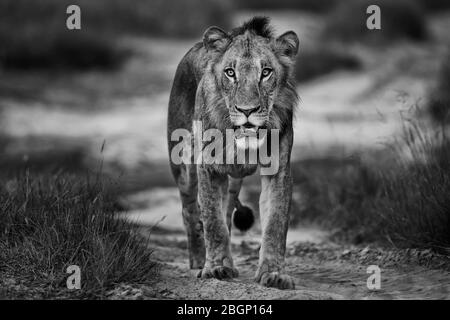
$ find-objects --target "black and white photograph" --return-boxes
[0,0,449,303]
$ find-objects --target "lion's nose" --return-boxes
[235,105,261,117]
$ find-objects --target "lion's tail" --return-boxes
[232,199,254,232]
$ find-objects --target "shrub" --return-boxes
[416,0,450,12]
[0,173,155,298]
[295,46,361,82]
[236,0,337,13]
[292,157,383,242]
[0,0,232,70]
[323,0,427,44]
[428,53,450,123]
[0,30,130,71]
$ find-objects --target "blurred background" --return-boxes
[1,0,449,256]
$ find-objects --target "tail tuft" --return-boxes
[232,203,254,232]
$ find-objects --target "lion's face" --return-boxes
[203,24,299,149]
[216,34,280,130]
[204,26,299,129]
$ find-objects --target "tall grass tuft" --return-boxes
[378,116,450,250]
[293,111,450,251]
[0,172,155,298]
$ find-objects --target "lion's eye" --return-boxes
[261,68,272,78]
[224,68,235,78]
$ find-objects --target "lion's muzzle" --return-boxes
[230,104,267,128]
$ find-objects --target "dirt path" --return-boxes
[133,231,450,300]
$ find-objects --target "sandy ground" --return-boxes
[1,12,450,299]
[133,236,449,300]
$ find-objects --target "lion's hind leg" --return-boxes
[173,164,206,269]
[224,177,242,234]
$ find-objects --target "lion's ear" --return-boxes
[276,31,299,60]
[203,27,230,52]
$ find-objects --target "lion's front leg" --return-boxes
[256,169,294,289]
[255,128,295,290]
[196,167,238,280]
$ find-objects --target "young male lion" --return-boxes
[167,17,299,289]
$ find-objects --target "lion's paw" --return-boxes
[197,266,239,280]
[256,271,295,290]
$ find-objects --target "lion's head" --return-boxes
[201,17,299,148]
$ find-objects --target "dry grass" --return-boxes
[0,172,155,298]
[292,112,450,252]
[378,116,450,250]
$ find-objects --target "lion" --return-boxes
[167,17,299,290]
